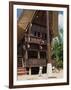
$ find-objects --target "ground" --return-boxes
[17,69,63,80]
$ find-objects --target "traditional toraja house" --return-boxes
[17,10,58,76]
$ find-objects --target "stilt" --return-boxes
[25,50,28,59]
[22,58,24,67]
[47,63,52,77]
[28,23,32,75]
[38,51,43,76]
[39,66,43,77]
[38,51,40,59]
[29,67,31,75]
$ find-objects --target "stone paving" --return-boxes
[17,69,63,80]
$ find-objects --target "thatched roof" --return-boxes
[18,10,35,31]
[17,10,36,41]
[17,10,58,41]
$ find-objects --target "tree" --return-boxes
[52,28,63,69]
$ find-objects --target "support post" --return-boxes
[29,67,31,75]
[28,23,32,42]
[28,23,32,75]
[38,51,40,59]
[24,50,28,68]
[25,50,28,60]
[22,58,24,67]
[46,11,52,77]
[38,51,43,76]
[39,66,43,77]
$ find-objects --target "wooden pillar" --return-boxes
[38,51,43,76]
[38,51,40,59]
[25,50,28,60]
[29,67,31,75]
[39,66,43,77]
[27,24,32,76]
[46,11,52,77]
[46,12,51,63]
[24,50,27,67]
[28,23,32,42]
[25,50,31,75]
[22,58,24,67]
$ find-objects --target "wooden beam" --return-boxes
[46,11,51,63]
[49,11,58,38]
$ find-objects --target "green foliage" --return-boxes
[52,28,63,69]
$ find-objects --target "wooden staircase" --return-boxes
[17,57,27,75]
[17,67,27,75]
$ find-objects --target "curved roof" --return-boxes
[17,10,58,41]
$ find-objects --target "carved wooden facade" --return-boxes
[17,10,58,74]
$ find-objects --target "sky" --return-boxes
[17,9,63,29]
[58,12,63,29]
[17,9,23,19]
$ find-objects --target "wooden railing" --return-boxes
[25,59,47,67]
[25,35,47,44]
[30,36,41,44]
